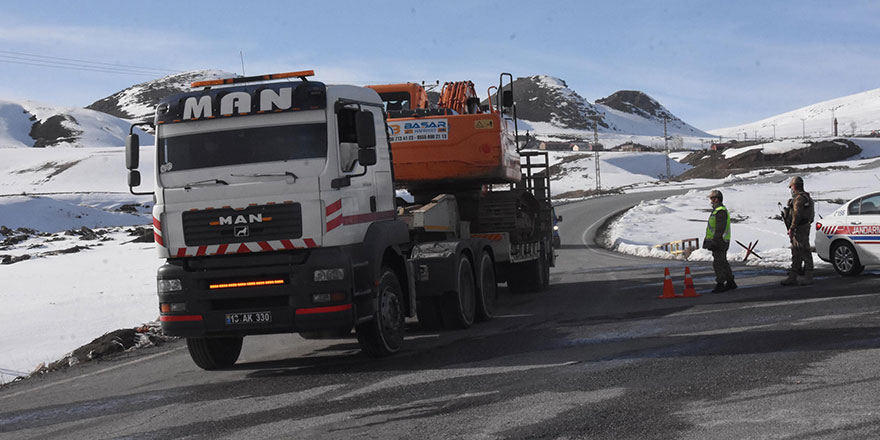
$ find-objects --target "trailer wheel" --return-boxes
[186,336,243,370]
[507,254,547,294]
[540,248,551,289]
[442,253,476,329]
[356,266,405,357]
[476,250,497,321]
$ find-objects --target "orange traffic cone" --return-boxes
[681,266,701,297]
[658,267,678,299]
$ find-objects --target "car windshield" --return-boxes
[158,122,327,173]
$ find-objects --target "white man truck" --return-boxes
[125,70,554,370]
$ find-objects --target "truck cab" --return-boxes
[126,71,413,369]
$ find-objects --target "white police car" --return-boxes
[815,191,880,276]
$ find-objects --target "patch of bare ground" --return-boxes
[675,139,861,180]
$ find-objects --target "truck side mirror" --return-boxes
[358,148,377,166]
[356,111,376,149]
[126,134,140,170]
[128,170,141,187]
[502,90,514,108]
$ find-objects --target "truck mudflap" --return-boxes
[156,245,364,337]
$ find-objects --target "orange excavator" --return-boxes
[366,75,522,195]
[368,74,554,293]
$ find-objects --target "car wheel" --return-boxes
[831,241,863,276]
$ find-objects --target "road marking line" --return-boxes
[672,311,880,337]
[0,346,185,401]
[668,292,880,318]
[405,334,440,340]
[333,361,578,401]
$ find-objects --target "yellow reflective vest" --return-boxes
[705,205,731,242]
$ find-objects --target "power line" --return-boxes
[0,57,172,77]
[0,50,178,74]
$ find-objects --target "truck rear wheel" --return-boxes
[441,254,476,329]
[356,266,405,357]
[476,250,497,321]
[186,336,243,370]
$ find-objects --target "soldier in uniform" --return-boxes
[703,190,737,292]
[781,176,815,286]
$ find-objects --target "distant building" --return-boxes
[613,141,651,152]
[538,141,573,151]
[570,142,604,151]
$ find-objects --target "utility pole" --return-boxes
[593,119,601,192]
[831,108,837,136]
[771,123,777,140]
[664,116,670,180]
[800,118,806,138]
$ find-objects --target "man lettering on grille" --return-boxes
[781,176,815,286]
[703,190,736,293]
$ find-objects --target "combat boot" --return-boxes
[799,271,814,286]
[780,272,799,286]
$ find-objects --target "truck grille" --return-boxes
[182,204,302,246]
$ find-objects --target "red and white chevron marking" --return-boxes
[153,216,164,246]
[326,199,343,232]
[820,224,880,236]
[173,238,318,258]
[472,233,505,241]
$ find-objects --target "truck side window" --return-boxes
[338,108,357,143]
[338,108,359,172]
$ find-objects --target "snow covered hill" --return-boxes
[710,88,880,140]
[510,75,712,143]
[86,70,236,121]
[0,99,152,149]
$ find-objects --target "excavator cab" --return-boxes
[366,83,428,116]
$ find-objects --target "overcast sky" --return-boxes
[1,0,878,130]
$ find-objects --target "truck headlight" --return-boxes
[553,225,559,231]
[158,279,183,293]
[313,268,345,282]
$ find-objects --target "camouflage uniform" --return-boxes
[782,177,815,286]
[790,192,814,271]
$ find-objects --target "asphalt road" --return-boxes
[2,191,880,440]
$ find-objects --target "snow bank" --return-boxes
[605,165,880,268]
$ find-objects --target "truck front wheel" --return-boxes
[356,266,405,357]
[186,336,243,370]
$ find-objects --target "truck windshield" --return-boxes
[158,123,327,172]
